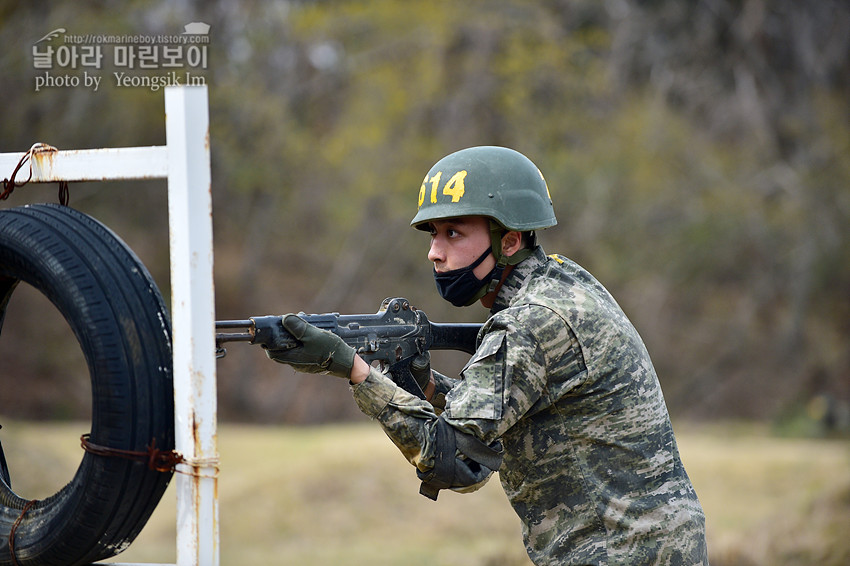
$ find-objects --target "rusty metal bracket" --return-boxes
[1,143,70,205]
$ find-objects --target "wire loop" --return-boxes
[80,434,219,479]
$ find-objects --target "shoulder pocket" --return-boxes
[447,330,506,420]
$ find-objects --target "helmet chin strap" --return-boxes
[484,220,533,294]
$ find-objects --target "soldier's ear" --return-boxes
[501,231,523,257]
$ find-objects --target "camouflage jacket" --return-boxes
[353,247,708,565]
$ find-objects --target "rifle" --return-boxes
[215,297,482,399]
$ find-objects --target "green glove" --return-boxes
[409,352,433,393]
[265,314,356,378]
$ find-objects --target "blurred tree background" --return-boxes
[0,0,848,427]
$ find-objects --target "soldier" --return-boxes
[269,146,709,565]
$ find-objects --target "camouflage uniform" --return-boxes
[353,247,708,565]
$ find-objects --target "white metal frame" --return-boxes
[0,86,218,566]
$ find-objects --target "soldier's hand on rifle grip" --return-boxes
[265,314,357,378]
[410,352,436,401]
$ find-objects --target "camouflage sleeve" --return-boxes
[351,366,442,471]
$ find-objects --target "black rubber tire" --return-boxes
[0,204,174,566]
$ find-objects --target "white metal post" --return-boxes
[164,86,219,566]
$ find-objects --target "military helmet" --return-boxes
[410,146,557,231]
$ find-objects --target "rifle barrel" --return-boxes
[215,320,256,343]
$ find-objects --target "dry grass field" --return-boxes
[2,420,848,565]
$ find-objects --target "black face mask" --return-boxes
[433,248,501,307]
